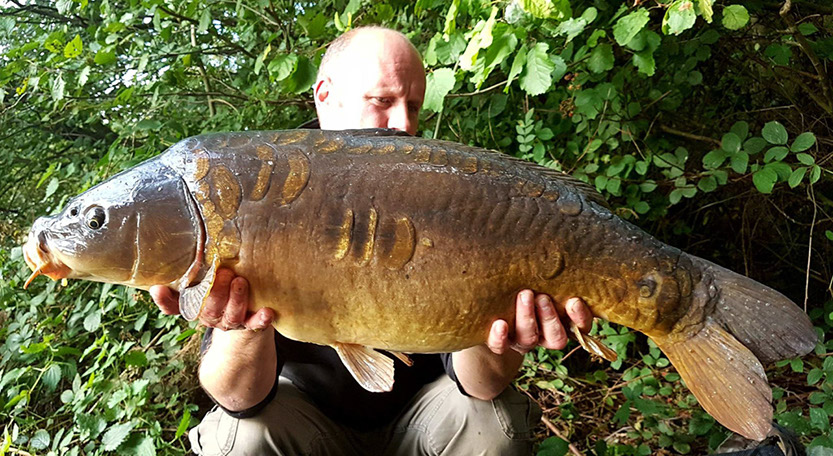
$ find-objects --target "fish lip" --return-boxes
[23,231,72,287]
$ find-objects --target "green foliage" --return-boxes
[2,0,832,454]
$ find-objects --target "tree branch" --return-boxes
[780,0,833,114]
[657,124,722,147]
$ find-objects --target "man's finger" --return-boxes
[222,276,249,329]
[200,268,234,328]
[245,308,276,331]
[565,297,594,333]
[511,290,539,353]
[149,285,180,315]
[536,294,568,350]
[486,319,509,355]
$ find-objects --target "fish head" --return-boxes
[23,159,202,290]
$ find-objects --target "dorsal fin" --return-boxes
[341,128,413,138]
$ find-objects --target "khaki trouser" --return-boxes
[190,375,542,456]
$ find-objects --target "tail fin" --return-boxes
[655,321,773,441]
[695,257,817,363]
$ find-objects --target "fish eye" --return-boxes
[637,278,657,298]
[70,207,78,217]
[86,206,106,230]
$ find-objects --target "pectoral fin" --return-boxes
[568,321,618,362]
[178,261,218,321]
[333,343,395,392]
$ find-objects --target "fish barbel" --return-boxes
[22,129,816,440]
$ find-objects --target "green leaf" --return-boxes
[826,230,833,241]
[808,368,824,386]
[697,176,717,192]
[30,429,49,450]
[504,43,527,93]
[633,50,656,76]
[702,149,728,169]
[796,153,815,165]
[94,49,116,65]
[254,44,271,76]
[698,0,715,22]
[663,1,697,36]
[788,168,806,188]
[63,34,83,58]
[798,23,818,36]
[721,132,741,153]
[118,434,156,456]
[764,146,789,163]
[51,73,65,102]
[588,43,614,74]
[810,164,821,184]
[44,177,60,199]
[810,407,829,431]
[554,17,588,43]
[613,8,650,46]
[136,119,162,130]
[78,66,91,87]
[101,421,137,451]
[520,43,555,96]
[587,29,606,47]
[175,409,192,439]
[83,310,101,332]
[722,5,749,30]
[520,0,571,20]
[124,351,147,367]
[791,132,816,152]
[730,151,748,174]
[198,8,211,33]
[753,167,777,193]
[538,436,569,456]
[744,137,768,154]
[423,68,456,113]
[268,54,298,82]
[43,364,62,391]
[730,121,749,141]
[762,121,788,144]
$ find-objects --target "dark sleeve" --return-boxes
[440,353,470,397]
[199,328,284,418]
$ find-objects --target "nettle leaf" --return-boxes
[790,132,816,152]
[30,429,50,450]
[613,8,650,46]
[663,1,697,36]
[423,68,456,113]
[722,5,749,30]
[101,421,137,451]
[43,364,62,391]
[762,121,788,145]
[588,43,614,73]
[520,43,554,96]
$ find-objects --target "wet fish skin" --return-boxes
[23,129,816,441]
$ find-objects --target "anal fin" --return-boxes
[388,351,414,366]
[569,321,618,362]
[655,321,773,441]
[333,343,395,393]
[178,261,218,321]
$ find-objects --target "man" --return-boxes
[151,26,594,455]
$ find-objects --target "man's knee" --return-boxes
[396,377,541,455]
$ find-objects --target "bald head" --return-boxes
[314,26,426,135]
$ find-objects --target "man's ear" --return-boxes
[314,78,331,106]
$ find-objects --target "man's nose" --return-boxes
[386,104,416,135]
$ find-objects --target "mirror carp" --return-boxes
[23,129,816,440]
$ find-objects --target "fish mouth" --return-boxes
[22,231,72,289]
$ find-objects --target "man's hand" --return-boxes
[149,268,275,331]
[486,290,593,356]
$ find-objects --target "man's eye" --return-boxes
[373,97,392,105]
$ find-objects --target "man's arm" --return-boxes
[150,269,277,411]
[452,291,593,400]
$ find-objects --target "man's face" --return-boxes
[315,33,426,136]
